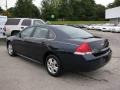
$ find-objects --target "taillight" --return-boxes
[74,42,92,55]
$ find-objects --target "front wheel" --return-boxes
[7,42,16,56]
[45,55,63,77]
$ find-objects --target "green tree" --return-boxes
[114,0,120,7]
[69,0,85,20]
[107,0,120,8]
[80,0,96,20]
[58,0,72,20]
[95,4,105,20]
[7,7,15,17]
[13,0,40,18]
[31,5,41,18]
[41,0,60,20]
[41,0,106,21]
[107,3,115,8]
[69,0,96,20]
[0,7,3,14]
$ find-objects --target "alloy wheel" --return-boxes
[47,58,59,74]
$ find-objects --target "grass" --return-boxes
[0,38,6,46]
[50,21,108,25]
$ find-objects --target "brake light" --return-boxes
[74,42,92,55]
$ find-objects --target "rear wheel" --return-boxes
[45,55,63,77]
[7,42,16,56]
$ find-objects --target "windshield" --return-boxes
[56,26,93,39]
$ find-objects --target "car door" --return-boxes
[27,26,50,62]
[13,26,35,56]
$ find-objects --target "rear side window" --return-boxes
[22,19,31,26]
[33,27,48,39]
[5,19,20,25]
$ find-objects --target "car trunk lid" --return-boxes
[66,37,109,53]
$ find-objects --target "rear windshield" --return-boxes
[56,26,93,39]
[5,19,20,25]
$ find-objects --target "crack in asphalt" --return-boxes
[78,73,109,83]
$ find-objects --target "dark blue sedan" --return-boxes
[7,25,112,77]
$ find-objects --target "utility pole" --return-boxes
[6,0,8,10]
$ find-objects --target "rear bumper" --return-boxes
[57,49,112,72]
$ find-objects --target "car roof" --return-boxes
[30,25,65,28]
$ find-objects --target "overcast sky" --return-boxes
[0,0,114,10]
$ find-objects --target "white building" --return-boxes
[105,6,120,25]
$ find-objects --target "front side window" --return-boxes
[33,27,48,39]
[20,27,34,38]
[5,19,20,25]
[22,19,31,26]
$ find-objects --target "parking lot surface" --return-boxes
[0,30,120,90]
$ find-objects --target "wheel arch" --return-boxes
[43,51,60,65]
[11,30,20,36]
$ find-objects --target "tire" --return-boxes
[7,42,16,56]
[45,55,63,77]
